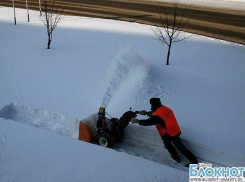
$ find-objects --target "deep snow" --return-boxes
[0,118,189,182]
[0,5,245,182]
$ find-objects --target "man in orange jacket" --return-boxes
[131,98,198,167]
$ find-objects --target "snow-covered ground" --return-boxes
[0,118,189,182]
[0,6,244,182]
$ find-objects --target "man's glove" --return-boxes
[140,110,147,115]
[130,118,139,124]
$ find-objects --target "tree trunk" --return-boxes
[166,45,171,65]
[47,33,51,49]
[166,38,173,65]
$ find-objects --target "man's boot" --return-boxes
[170,154,181,163]
[181,149,198,167]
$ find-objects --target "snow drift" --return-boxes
[0,103,80,139]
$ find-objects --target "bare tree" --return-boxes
[39,0,42,16]
[152,0,192,65]
[12,0,16,25]
[40,0,64,49]
[26,0,30,22]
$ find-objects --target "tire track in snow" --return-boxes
[0,134,7,162]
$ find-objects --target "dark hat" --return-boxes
[149,98,162,111]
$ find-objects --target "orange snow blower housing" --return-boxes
[78,122,91,142]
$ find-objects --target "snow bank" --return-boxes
[0,118,189,182]
[0,103,79,139]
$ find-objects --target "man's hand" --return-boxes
[140,110,147,115]
[130,118,139,124]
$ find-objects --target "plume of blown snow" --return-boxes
[101,46,149,108]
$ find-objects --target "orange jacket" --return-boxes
[152,106,181,137]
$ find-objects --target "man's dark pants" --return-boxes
[162,134,198,164]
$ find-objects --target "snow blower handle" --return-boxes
[129,107,147,116]
[135,110,148,115]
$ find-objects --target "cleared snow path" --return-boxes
[0,103,244,172]
[115,125,245,171]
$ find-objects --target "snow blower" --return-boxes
[79,107,140,148]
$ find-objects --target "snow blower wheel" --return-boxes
[95,107,138,148]
[96,133,115,148]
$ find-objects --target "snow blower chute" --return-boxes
[79,107,139,147]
